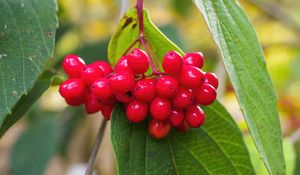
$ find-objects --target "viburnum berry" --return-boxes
[115,56,132,73]
[101,105,114,120]
[81,64,104,85]
[109,71,135,93]
[126,100,148,123]
[205,72,218,89]
[115,91,134,103]
[91,78,114,100]
[176,121,189,133]
[185,105,205,128]
[168,108,184,127]
[183,52,204,69]
[59,79,86,99]
[195,83,217,106]
[134,79,156,102]
[148,119,170,139]
[84,93,102,114]
[65,96,85,106]
[62,54,85,78]
[172,88,194,109]
[127,48,149,74]
[179,65,205,88]
[150,97,171,120]
[92,61,113,76]
[162,50,183,75]
[156,76,179,98]
[100,96,117,105]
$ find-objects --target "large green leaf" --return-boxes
[0,0,57,133]
[194,0,285,174]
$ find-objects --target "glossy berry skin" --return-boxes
[179,65,205,88]
[176,121,189,133]
[126,100,149,123]
[127,48,149,74]
[205,72,218,89]
[115,91,134,103]
[59,79,86,99]
[168,108,184,127]
[172,88,194,109]
[62,54,85,78]
[65,96,85,106]
[84,93,102,114]
[148,119,171,139]
[115,56,132,73]
[183,52,204,69]
[150,97,171,120]
[185,105,205,128]
[92,61,113,76]
[101,105,114,120]
[195,83,217,106]
[134,79,156,102]
[91,78,113,100]
[109,71,135,93]
[81,64,104,85]
[156,76,179,98]
[162,50,183,74]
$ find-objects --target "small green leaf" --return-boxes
[0,0,58,133]
[194,0,285,174]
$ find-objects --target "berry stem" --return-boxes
[122,38,139,56]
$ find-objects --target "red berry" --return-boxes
[101,105,114,120]
[92,61,113,76]
[156,76,179,98]
[109,71,135,93]
[91,78,113,100]
[179,65,205,88]
[59,79,86,99]
[168,108,184,127]
[148,119,170,139]
[162,50,183,74]
[115,91,134,103]
[115,56,132,73]
[127,48,149,74]
[205,72,218,89]
[62,54,85,78]
[195,84,217,105]
[84,93,102,114]
[176,121,189,133]
[185,105,205,128]
[172,88,194,109]
[150,97,171,120]
[100,96,117,105]
[134,79,156,102]
[126,100,149,123]
[81,64,104,85]
[183,52,204,69]
[65,96,85,106]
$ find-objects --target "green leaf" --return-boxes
[111,102,254,175]
[0,0,57,133]
[194,0,285,174]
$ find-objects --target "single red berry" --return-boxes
[205,72,218,89]
[115,91,134,103]
[92,61,113,76]
[84,93,102,114]
[65,96,85,106]
[185,105,205,128]
[62,54,85,78]
[59,79,86,99]
[168,108,184,127]
[183,52,204,69]
[100,96,117,105]
[176,121,189,133]
[162,50,183,74]
[179,65,205,88]
[150,97,171,120]
[91,78,113,100]
[134,79,156,102]
[126,100,149,123]
[101,105,114,120]
[109,71,135,93]
[127,48,149,74]
[195,84,217,106]
[156,76,179,98]
[172,88,194,109]
[115,56,132,73]
[148,119,170,139]
[81,64,104,85]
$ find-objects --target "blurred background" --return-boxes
[1,0,300,174]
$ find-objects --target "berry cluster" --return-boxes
[59,49,218,139]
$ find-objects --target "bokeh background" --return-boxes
[1,0,300,174]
